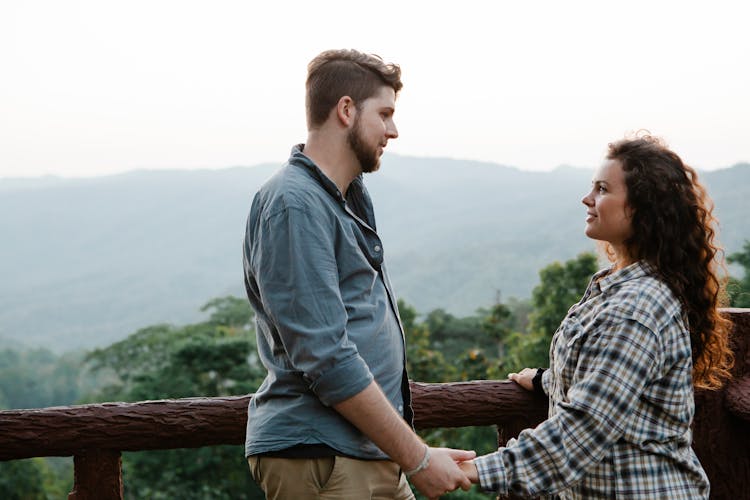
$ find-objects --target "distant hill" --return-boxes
[1,157,748,352]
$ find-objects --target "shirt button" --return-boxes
[374,245,381,252]
[398,404,404,413]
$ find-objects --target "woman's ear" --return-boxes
[625,204,635,219]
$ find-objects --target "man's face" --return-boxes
[347,86,398,173]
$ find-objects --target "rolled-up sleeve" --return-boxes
[252,205,373,406]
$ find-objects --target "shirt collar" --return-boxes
[593,260,655,294]
[288,144,375,229]
[289,143,346,203]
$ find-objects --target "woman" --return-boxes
[460,135,734,498]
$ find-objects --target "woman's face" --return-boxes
[581,158,634,259]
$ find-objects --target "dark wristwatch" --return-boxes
[532,368,546,395]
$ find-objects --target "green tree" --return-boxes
[424,308,493,361]
[401,299,453,382]
[481,302,512,346]
[82,296,265,499]
[728,240,750,307]
[528,252,598,337]
[0,459,46,500]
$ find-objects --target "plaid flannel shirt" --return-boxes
[474,261,709,499]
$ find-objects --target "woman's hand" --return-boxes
[508,367,537,391]
[458,460,479,483]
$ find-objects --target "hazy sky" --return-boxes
[2,0,748,179]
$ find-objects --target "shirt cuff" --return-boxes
[473,451,508,495]
[541,367,552,396]
[310,354,374,407]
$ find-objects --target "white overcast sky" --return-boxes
[1,0,748,178]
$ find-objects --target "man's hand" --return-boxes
[408,447,475,499]
[508,367,537,391]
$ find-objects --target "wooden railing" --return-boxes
[1,309,748,499]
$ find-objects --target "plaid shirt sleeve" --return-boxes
[474,316,662,497]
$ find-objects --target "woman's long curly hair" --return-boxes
[607,134,733,389]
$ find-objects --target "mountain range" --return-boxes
[1,156,748,352]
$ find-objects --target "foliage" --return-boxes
[122,446,259,500]
[401,300,454,382]
[82,296,266,499]
[0,459,45,499]
[528,252,598,337]
[727,240,750,307]
[424,308,492,361]
[84,296,261,402]
[0,458,71,500]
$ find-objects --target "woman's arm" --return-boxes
[474,319,662,496]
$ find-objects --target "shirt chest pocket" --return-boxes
[550,315,587,397]
[339,219,383,270]
[334,220,383,291]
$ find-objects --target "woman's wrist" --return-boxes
[532,368,546,395]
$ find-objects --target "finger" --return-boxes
[446,448,477,460]
[460,475,472,490]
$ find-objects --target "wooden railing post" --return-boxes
[67,449,123,500]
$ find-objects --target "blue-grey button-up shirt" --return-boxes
[243,145,411,459]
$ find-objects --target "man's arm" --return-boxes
[254,206,473,497]
[334,381,474,499]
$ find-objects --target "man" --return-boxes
[242,49,474,499]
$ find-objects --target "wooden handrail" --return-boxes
[0,382,546,461]
[0,308,747,499]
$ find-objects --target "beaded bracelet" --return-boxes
[405,445,431,478]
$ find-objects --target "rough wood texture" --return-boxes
[0,385,547,461]
[67,449,123,500]
[726,374,750,421]
[0,396,250,460]
[692,309,750,500]
[410,380,548,431]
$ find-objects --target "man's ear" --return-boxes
[336,96,355,127]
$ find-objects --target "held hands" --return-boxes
[508,367,537,391]
[459,460,479,483]
[408,447,476,499]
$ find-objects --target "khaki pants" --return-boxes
[248,455,415,500]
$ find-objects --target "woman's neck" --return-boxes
[611,244,636,271]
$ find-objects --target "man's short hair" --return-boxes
[306,49,402,129]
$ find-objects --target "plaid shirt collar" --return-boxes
[590,260,656,296]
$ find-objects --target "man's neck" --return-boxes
[303,131,361,196]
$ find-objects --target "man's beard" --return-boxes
[347,116,380,173]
